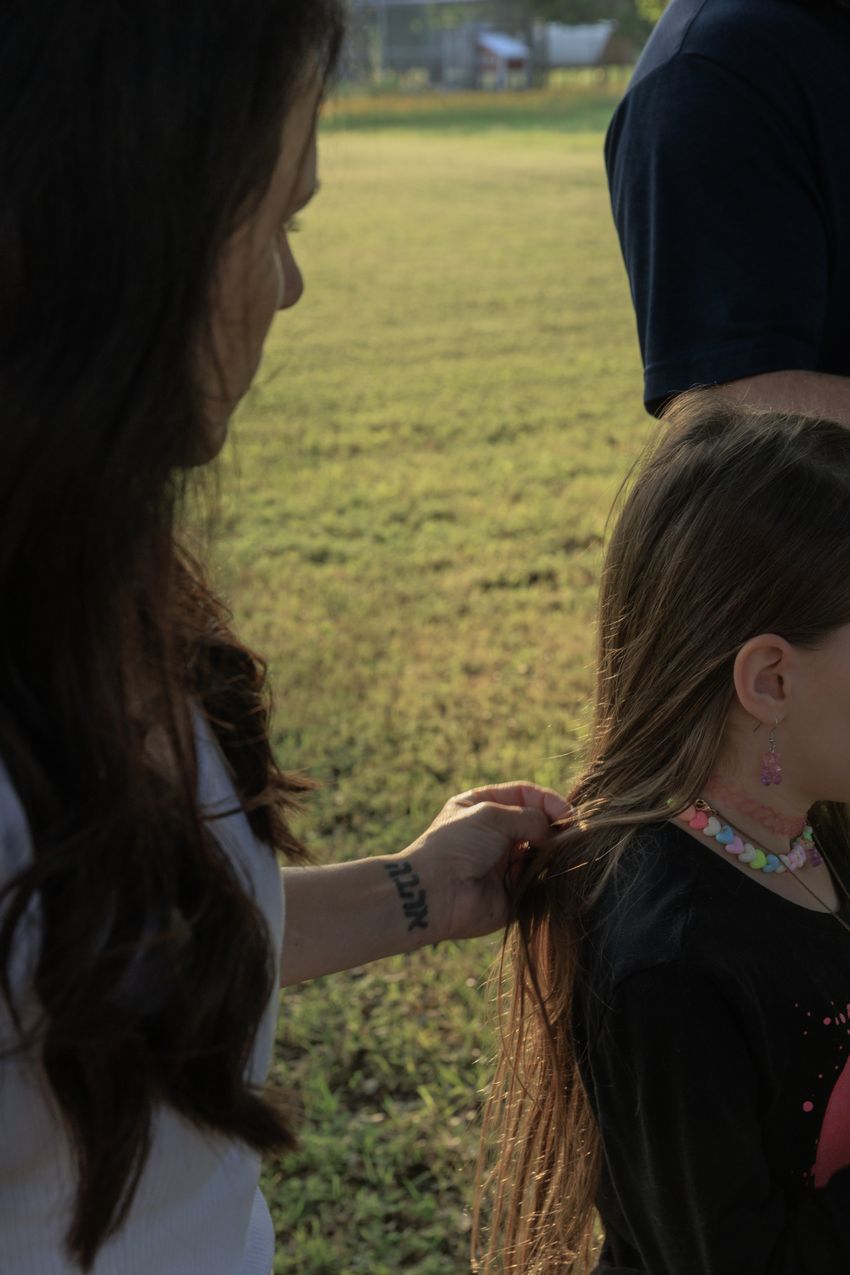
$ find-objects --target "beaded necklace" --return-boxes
[675,800,850,942]
[676,798,820,873]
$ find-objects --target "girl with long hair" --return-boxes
[0,5,565,1273]
[477,394,850,1273]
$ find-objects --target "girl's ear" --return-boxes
[732,634,793,724]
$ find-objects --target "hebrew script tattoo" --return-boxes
[384,860,429,932]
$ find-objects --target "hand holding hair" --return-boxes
[280,782,569,986]
[404,781,570,942]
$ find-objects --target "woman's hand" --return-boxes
[401,782,570,945]
[280,782,569,986]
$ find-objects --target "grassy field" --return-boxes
[213,87,652,1274]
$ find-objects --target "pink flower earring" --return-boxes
[760,721,782,786]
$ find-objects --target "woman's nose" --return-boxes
[279,239,304,311]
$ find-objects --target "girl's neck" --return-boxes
[704,771,811,856]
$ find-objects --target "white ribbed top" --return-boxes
[0,709,284,1275]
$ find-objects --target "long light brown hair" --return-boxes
[473,393,850,1272]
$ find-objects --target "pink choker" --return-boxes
[705,775,807,839]
[676,799,822,874]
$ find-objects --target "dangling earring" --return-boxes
[760,721,782,786]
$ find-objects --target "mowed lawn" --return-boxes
[212,88,652,1274]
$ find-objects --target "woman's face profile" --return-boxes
[204,76,322,455]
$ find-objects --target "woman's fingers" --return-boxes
[407,785,571,942]
[453,781,570,823]
[479,801,553,851]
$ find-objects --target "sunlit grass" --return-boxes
[324,80,630,134]
[213,88,650,1274]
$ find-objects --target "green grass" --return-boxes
[212,87,652,1274]
[323,82,630,135]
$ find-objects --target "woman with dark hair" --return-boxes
[0,5,565,1273]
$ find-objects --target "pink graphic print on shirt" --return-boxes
[796,1000,850,1187]
[814,1052,850,1187]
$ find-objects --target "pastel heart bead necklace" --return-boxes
[676,799,820,874]
[673,800,850,939]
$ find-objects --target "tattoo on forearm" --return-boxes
[384,860,429,932]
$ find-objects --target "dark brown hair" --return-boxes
[474,394,850,1271]
[0,2,344,1269]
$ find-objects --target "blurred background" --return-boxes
[343,0,662,91]
[214,5,664,1270]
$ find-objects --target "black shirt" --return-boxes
[605,0,850,415]
[573,821,850,1273]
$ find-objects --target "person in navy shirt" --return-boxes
[606,0,850,420]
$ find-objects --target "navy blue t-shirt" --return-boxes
[606,0,850,414]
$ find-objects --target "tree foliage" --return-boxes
[636,0,668,19]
